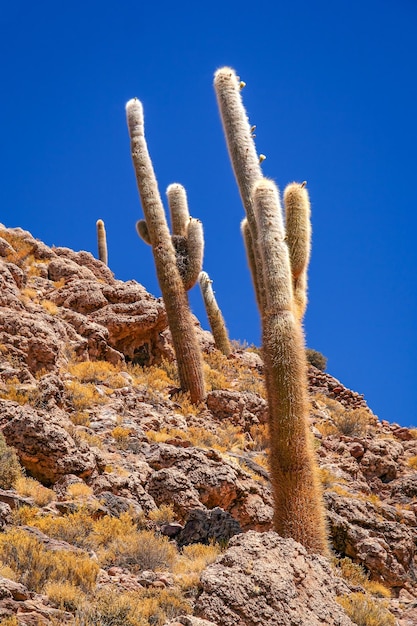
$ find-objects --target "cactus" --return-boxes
[199,271,231,356]
[137,182,204,292]
[283,182,311,321]
[96,219,108,265]
[126,98,205,404]
[214,67,328,554]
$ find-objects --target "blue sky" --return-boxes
[1,0,416,427]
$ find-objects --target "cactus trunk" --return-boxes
[126,99,205,404]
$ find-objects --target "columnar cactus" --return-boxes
[126,98,205,404]
[214,67,328,554]
[96,219,108,265]
[137,183,204,292]
[199,271,231,356]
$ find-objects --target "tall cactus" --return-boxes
[126,99,205,404]
[96,219,108,265]
[199,271,231,356]
[214,67,328,554]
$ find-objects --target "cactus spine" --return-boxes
[96,219,108,265]
[199,271,231,356]
[126,99,205,404]
[214,67,327,554]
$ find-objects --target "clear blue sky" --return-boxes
[1,0,416,427]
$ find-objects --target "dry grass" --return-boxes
[14,476,55,506]
[111,425,133,449]
[0,528,99,592]
[73,587,191,626]
[407,455,417,469]
[40,299,59,315]
[337,592,395,626]
[202,350,265,397]
[148,504,177,525]
[313,395,371,437]
[0,377,37,405]
[65,380,108,411]
[67,360,127,389]
[0,616,19,626]
[31,510,176,572]
[146,424,247,454]
[0,432,23,489]
[45,580,86,612]
[174,542,222,590]
[66,483,94,501]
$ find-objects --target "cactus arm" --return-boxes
[96,219,108,265]
[284,182,312,320]
[136,219,152,245]
[241,217,265,314]
[252,179,328,555]
[180,218,204,291]
[126,98,205,404]
[199,271,231,356]
[167,183,190,236]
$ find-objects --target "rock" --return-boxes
[146,444,273,529]
[0,501,12,528]
[360,438,403,482]
[176,507,242,547]
[2,404,97,484]
[206,390,267,427]
[195,531,354,625]
[165,618,218,626]
[0,576,31,601]
[325,491,416,587]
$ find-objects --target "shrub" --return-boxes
[174,542,222,590]
[315,396,371,437]
[148,504,177,525]
[337,592,395,626]
[0,528,98,592]
[14,476,55,506]
[111,425,133,449]
[0,432,23,488]
[40,299,59,315]
[67,360,127,389]
[45,580,86,611]
[66,483,93,501]
[65,380,108,411]
[103,529,177,571]
[33,509,95,549]
[0,377,36,405]
[407,455,417,469]
[333,408,370,437]
[0,617,19,626]
[74,587,191,626]
[335,557,368,587]
[306,348,327,371]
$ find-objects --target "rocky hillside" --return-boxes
[0,226,416,626]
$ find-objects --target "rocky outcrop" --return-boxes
[146,443,273,530]
[0,227,170,376]
[195,531,355,626]
[1,403,97,484]
[0,227,415,625]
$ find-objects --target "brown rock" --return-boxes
[2,404,97,484]
[195,531,354,626]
